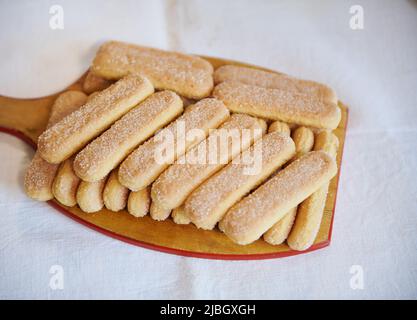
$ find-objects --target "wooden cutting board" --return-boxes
[0,56,348,260]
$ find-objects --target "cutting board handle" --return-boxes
[0,95,57,143]
[0,73,86,143]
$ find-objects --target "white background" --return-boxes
[0,0,416,299]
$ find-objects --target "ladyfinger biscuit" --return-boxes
[83,70,114,94]
[185,132,295,230]
[103,169,129,212]
[119,98,229,191]
[24,153,59,201]
[268,121,291,135]
[151,114,267,220]
[38,75,154,164]
[263,207,298,245]
[212,81,341,129]
[287,131,339,251]
[91,41,213,99]
[76,178,107,213]
[172,206,191,225]
[52,156,80,206]
[292,127,314,159]
[127,187,151,217]
[47,91,88,125]
[263,126,314,245]
[219,151,337,245]
[149,202,172,221]
[214,65,337,103]
[24,91,87,201]
[52,89,108,206]
[74,91,183,182]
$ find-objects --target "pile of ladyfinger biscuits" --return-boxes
[24,41,341,251]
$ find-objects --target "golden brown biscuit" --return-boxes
[263,126,314,245]
[76,178,107,213]
[38,75,154,164]
[52,156,80,206]
[185,132,296,230]
[103,169,129,212]
[214,65,337,103]
[292,127,315,159]
[74,90,183,182]
[83,70,114,94]
[151,114,267,220]
[24,91,87,201]
[172,206,191,224]
[51,92,101,206]
[268,121,291,135]
[127,187,151,217]
[47,91,88,124]
[24,153,59,201]
[91,41,213,99]
[287,131,339,251]
[149,202,172,221]
[219,151,337,245]
[263,207,298,245]
[212,81,341,129]
[118,98,229,191]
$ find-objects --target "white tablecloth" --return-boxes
[1,0,416,299]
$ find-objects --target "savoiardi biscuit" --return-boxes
[150,114,267,220]
[74,90,183,182]
[91,41,214,99]
[219,151,337,245]
[24,91,87,201]
[213,81,341,129]
[38,75,154,164]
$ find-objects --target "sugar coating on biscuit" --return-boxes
[213,81,341,129]
[119,98,229,190]
[214,65,337,103]
[92,41,213,99]
[47,91,89,126]
[151,114,266,211]
[185,132,295,228]
[24,153,60,199]
[38,75,153,162]
[286,132,339,250]
[186,134,294,217]
[74,90,181,180]
[25,91,87,200]
[229,153,330,222]
[220,151,337,244]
